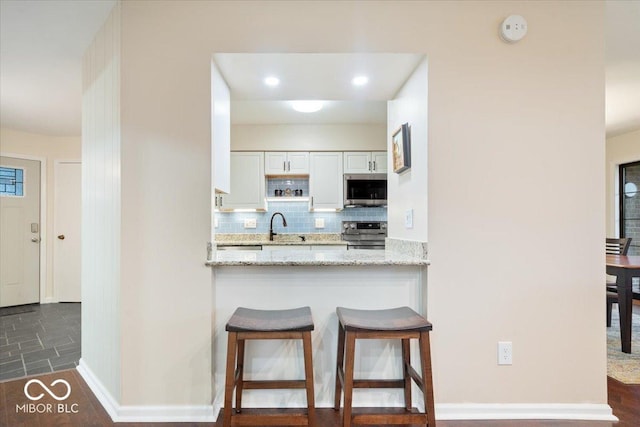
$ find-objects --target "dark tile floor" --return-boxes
[0,303,80,381]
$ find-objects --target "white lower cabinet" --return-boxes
[262,245,310,251]
[310,245,346,251]
[309,152,343,210]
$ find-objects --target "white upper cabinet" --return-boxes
[211,62,230,193]
[371,152,388,173]
[309,152,343,210]
[343,151,387,173]
[265,152,310,175]
[217,152,266,211]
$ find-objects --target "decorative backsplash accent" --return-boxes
[215,201,387,234]
[266,178,309,198]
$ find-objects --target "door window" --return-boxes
[0,166,24,197]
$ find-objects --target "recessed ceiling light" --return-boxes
[264,76,280,87]
[290,100,324,113]
[352,75,369,86]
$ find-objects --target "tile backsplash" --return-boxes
[215,201,386,234]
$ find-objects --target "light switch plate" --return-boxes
[315,218,325,228]
[244,218,257,228]
[214,217,219,228]
[405,209,413,229]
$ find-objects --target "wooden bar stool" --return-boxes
[223,306,316,427]
[334,306,436,427]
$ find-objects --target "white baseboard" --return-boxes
[76,359,119,421]
[77,359,216,423]
[435,403,618,421]
[76,363,616,423]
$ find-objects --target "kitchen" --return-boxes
[207,53,430,412]
[211,53,424,252]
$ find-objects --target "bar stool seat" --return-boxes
[223,306,316,427]
[334,306,436,427]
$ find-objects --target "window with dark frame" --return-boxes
[619,160,640,256]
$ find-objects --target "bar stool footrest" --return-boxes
[352,379,405,388]
[243,379,308,389]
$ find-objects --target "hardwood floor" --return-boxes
[0,369,637,426]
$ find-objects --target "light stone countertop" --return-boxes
[206,248,429,266]
[215,233,348,246]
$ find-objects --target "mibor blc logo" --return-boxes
[16,379,79,414]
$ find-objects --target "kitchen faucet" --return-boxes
[269,212,287,241]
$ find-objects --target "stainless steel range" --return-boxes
[341,221,387,250]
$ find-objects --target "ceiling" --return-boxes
[0,1,639,137]
[213,53,424,125]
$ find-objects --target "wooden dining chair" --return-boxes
[606,237,632,327]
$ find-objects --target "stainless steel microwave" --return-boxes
[343,174,387,207]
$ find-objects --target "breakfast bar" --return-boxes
[207,242,429,414]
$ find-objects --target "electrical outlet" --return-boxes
[244,218,257,228]
[405,209,413,229]
[315,218,325,228]
[498,341,512,365]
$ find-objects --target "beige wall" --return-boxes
[0,127,81,302]
[426,0,605,404]
[84,0,606,416]
[231,124,386,151]
[606,129,640,236]
[388,58,428,242]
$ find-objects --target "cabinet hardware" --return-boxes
[58,235,65,240]
[368,161,372,171]
[287,161,291,172]
[283,161,286,172]
[372,161,376,171]
[31,237,41,243]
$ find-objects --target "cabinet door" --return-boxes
[262,245,310,251]
[310,245,347,251]
[212,63,230,193]
[287,152,310,174]
[371,152,388,173]
[265,152,288,175]
[309,152,343,210]
[220,152,265,210]
[343,152,372,173]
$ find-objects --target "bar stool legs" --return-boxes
[222,307,316,427]
[334,306,436,427]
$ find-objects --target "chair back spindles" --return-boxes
[606,238,632,255]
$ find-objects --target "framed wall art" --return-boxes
[392,123,411,173]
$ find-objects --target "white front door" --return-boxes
[53,161,81,302]
[0,156,41,307]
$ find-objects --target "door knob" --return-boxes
[57,235,65,240]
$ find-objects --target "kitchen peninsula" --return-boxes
[207,239,429,412]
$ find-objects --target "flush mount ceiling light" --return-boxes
[264,76,280,87]
[290,100,324,113]
[352,75,369,86]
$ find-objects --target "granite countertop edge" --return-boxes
[206,251,429,267]
[207,259,429,266]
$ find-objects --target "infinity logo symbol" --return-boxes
[24,379,72,401]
